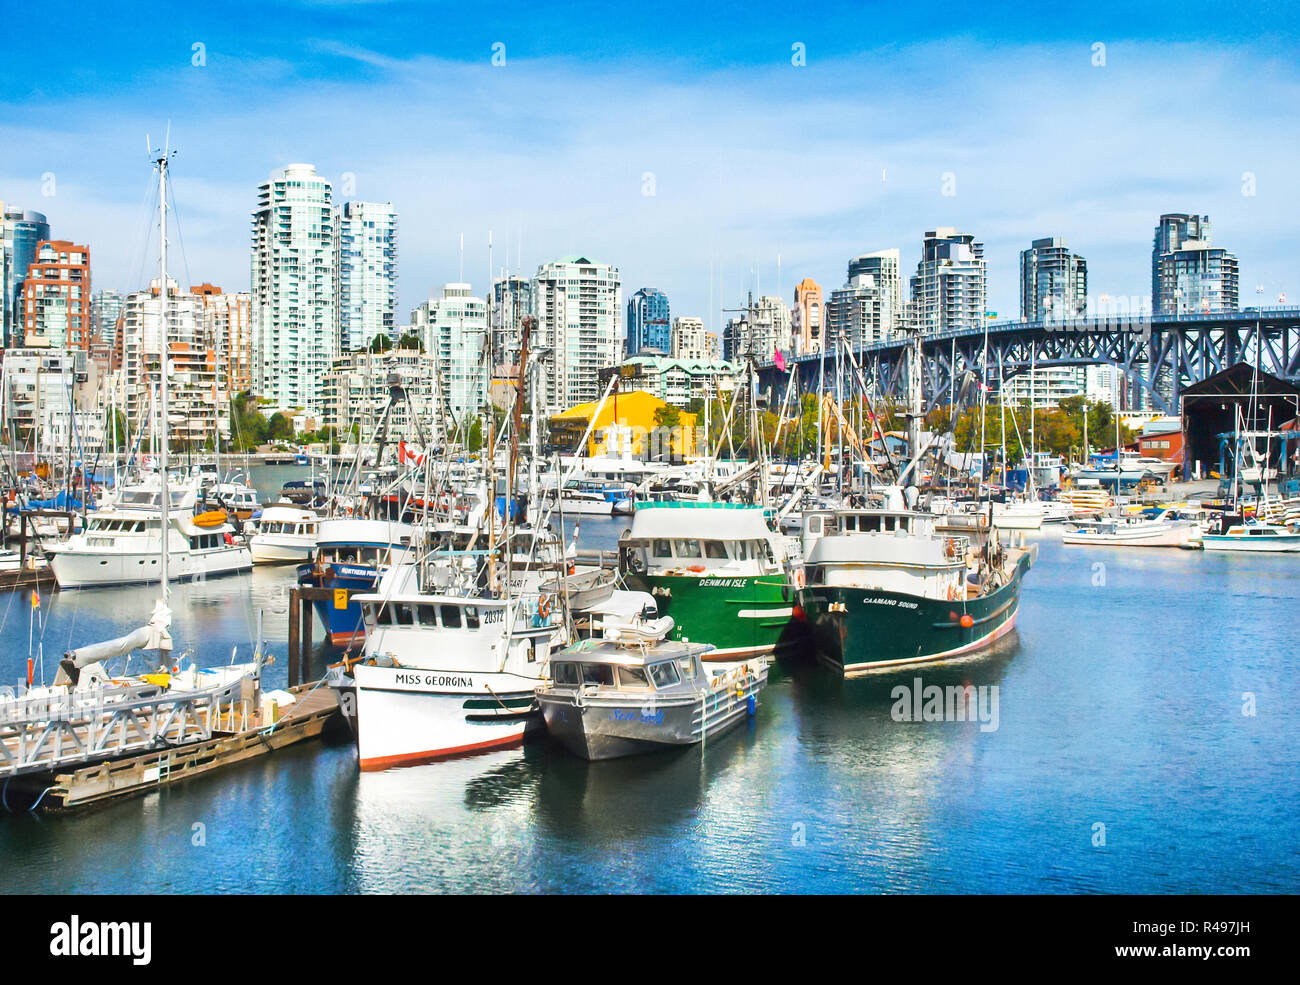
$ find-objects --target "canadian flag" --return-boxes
[398,441,425,467]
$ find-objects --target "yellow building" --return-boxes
[550,390,698,462]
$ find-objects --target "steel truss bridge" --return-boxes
[757,308,1300,415]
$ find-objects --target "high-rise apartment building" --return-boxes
[491,275,533,373]
[909,228,986,335]
[251,163,338,412]
[91,289,125,345]
[671,316,709,360]
[1020,237,1087,321]
[119,278,224,447]
[335,201,398,352]
[626,287,671,355]
[791,278,824,354]
[193,284,253,394]
[1,206,50,348]
[1151,214,1238,315]
[531,256,621,414]
[410,283,490,431]
[827,249,903,348]
[19,240,92,349]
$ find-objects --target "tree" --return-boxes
[397,332,423,351]
[267,412,294,442]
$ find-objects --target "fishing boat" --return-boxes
[46,475,251,588]
[1062,508,1203,548]
[989,499,1045,531]
[326,590,559,768]
[798,490,1034,675]
[249,506,319,564]
[296,517,418,646]
[537,615,767,761]
[618,501,798,660]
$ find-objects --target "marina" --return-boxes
[0,510,1296,893]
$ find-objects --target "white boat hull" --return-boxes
[249,537,315,565]
[333,663,544,769]
[50,545,252,588]
[1063,523,1201,548]
[1202,534,1300,553]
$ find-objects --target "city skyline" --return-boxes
[2,3,1297,333]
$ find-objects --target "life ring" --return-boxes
[1105,499,1114,508]
[537,595,552,620]
[793,568,805,590]
[944,538,959,559]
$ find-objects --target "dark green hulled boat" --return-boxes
[618,502,799,659]
[796,505,1034,676]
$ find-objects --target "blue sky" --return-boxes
[3,1,1298,331]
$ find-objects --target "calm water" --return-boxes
[1,477,1297,893]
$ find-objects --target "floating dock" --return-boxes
[2,681,339,813]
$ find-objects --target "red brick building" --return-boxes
[20,240,91,349]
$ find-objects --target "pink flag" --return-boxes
[774,348,787,372]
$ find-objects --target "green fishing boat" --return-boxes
[618,501,800,659]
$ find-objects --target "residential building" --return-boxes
[846,250,902,332]
[318,348,439,442]
[0,348,105,457]
[91,289,125,345]
[0,206,50,348]
[1000,367,1085,408]
[909,228,987,335]
[792,277,824,354]
[1151,214,1238,314]
[193,284,253,393]
[119,278,224,447]
[410,283,490,431]
[827,250,903,348]
[671,316,709,360]
[491,274,533,373]
[615,354,739,407]
[19,240,92,349]
[626,287,671,355]
[251,163,338,413]
[531,256,621,414]
[335,201,398,351]
[1020,237,1087,321]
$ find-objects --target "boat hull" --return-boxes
[1201,534,1300,553]
[50,545,251,589]
[250,537,315,565]
[297,562,379,646]
[1063,523,1201,547]
[799,551,1030,675]
[332,663,543,769]
[537,667,766,760]
[623,572,796,659]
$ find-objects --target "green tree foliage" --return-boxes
[267,412,295,442]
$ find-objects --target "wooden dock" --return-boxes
[35,682,340,812]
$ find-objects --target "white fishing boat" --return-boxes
[1062,509,1203,548]
[249,506,318,564]
[989,500,1046,531]
[46,475,251,588]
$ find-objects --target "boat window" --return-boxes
[653,539,673,557]
[676,540,702,558]
[733,541,749,560]
[374,604,393,625]
[416,604,439,626]
[617,666,651,689]
[677,657,697,681]
[808,515,823,535]
[394,604,415,626]
[863,515,882,532]
[648,661,680,687]
[464,606,480,629]
[884,516,895,532]
[581,663,614,686]
[552,662,580,686]
[441,605,462,628]
[704,541,728,559]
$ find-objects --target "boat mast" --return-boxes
[156,142,172,598]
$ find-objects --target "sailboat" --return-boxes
[0,143,261,766]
